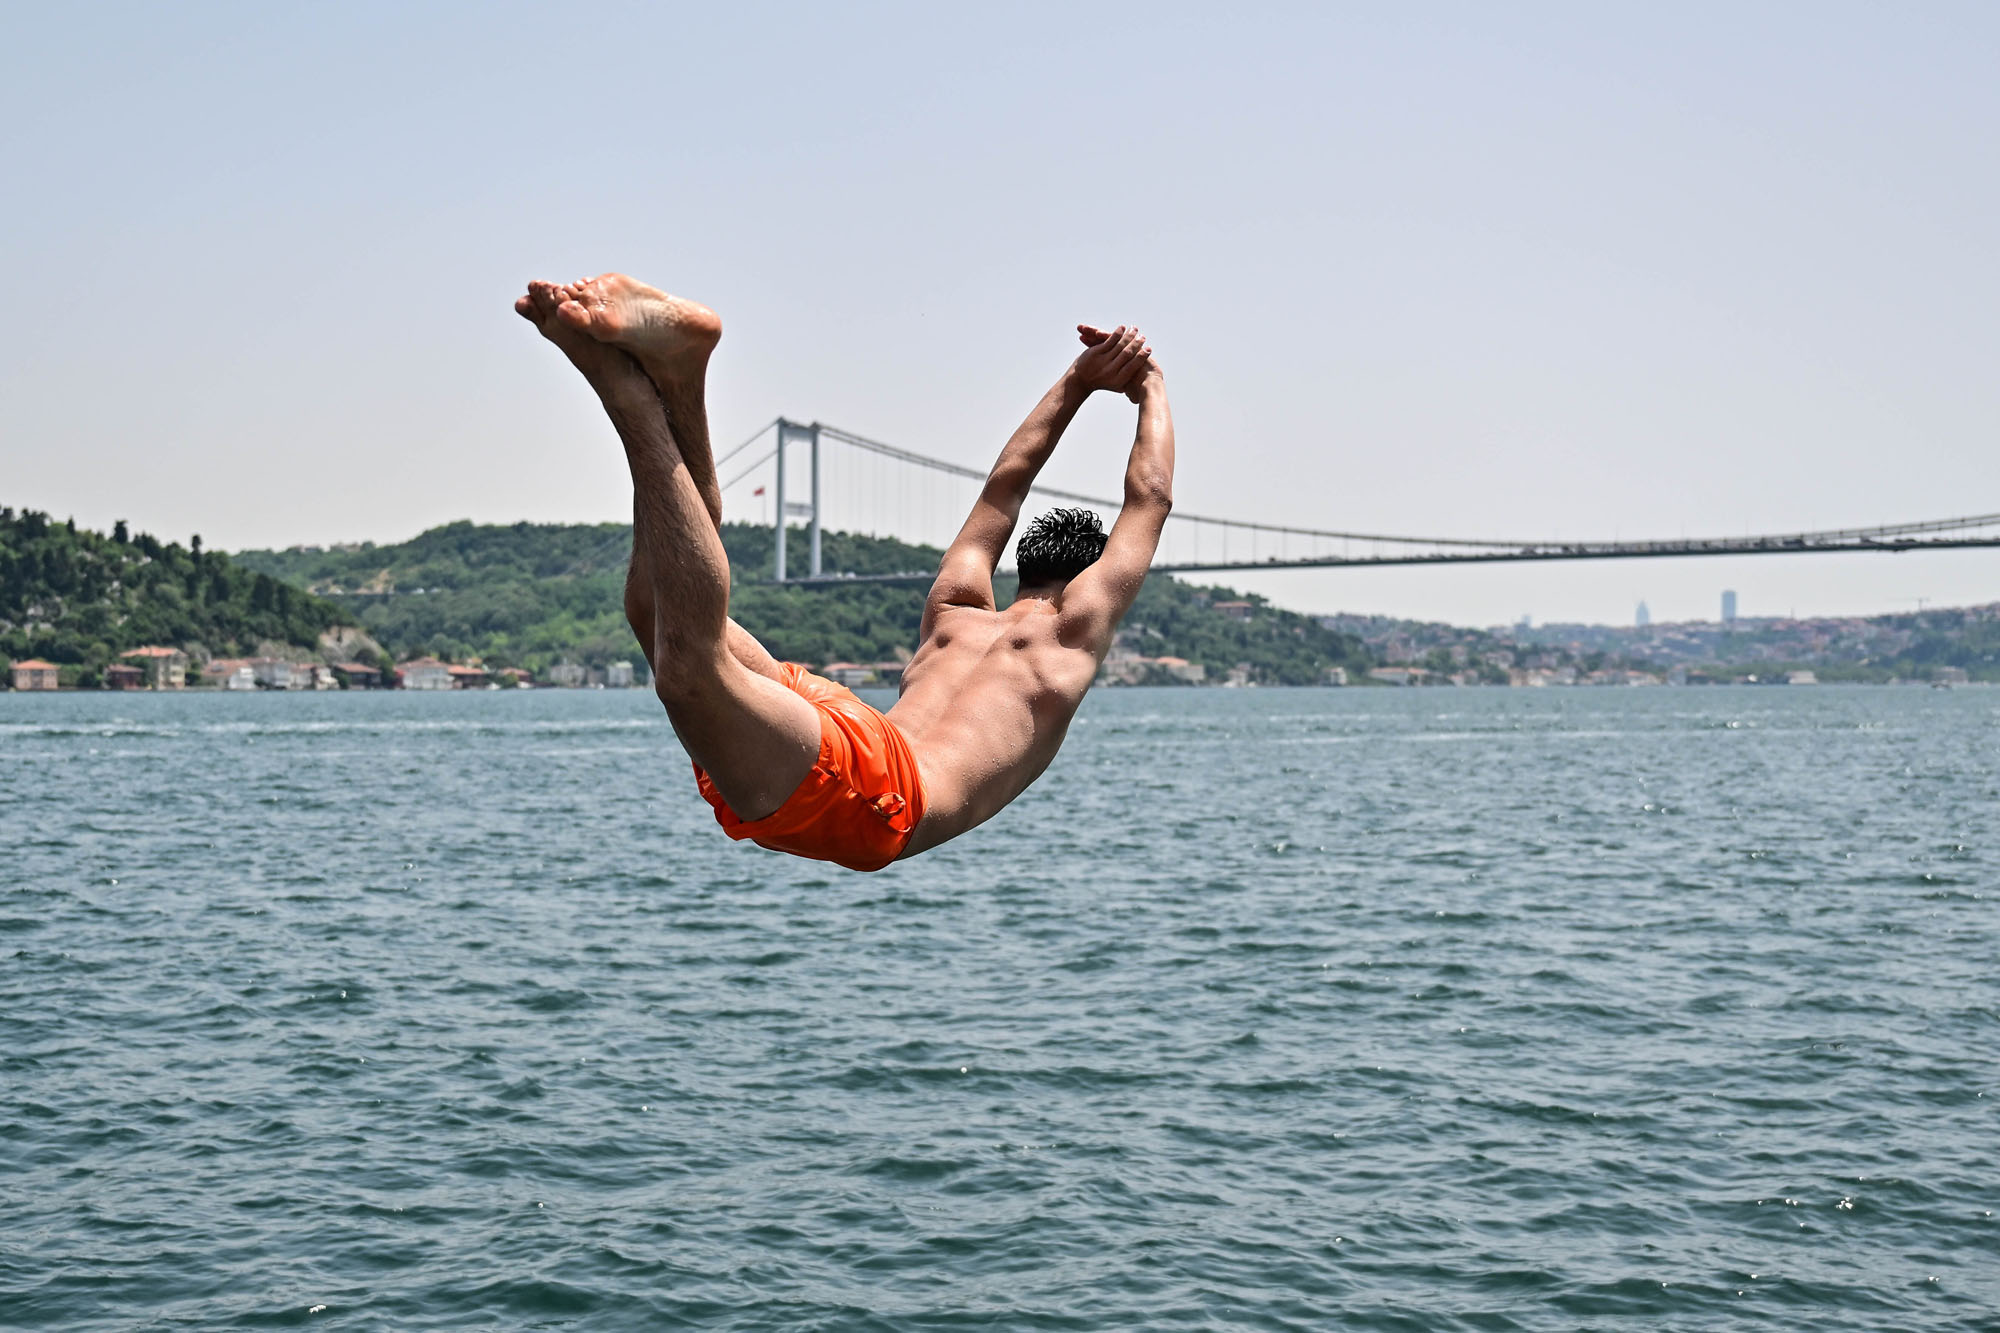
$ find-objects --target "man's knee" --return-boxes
[649,642,728,706]
[623,582,652,636]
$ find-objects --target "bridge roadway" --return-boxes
[776,530,2000,586]
[758,421,2000,586]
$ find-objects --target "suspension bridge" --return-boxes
[714,418,2000,586]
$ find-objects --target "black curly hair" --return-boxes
[1015,507,1107,586]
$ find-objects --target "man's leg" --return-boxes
[624,554,787,686]
[520,282,816,820]
[551,275,789,685]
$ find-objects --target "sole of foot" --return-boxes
[520,281,655,408]
[553,273,721,372]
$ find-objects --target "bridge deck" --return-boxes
[776,534,2000,586]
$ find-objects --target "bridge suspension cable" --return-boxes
[717,419,2000,581]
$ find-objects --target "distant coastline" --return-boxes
[10,509,1998,691]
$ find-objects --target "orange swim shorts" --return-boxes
[692,663,926,873]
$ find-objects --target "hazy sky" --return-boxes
[6,3,1998,626]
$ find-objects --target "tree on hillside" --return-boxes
[0,508,344,673]
[231,518,1372,681]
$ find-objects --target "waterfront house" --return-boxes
[446,664,491,689]
[120,646,188,688]
[250,658,315,690]
[547,662,586,688]
[398,658,454,691]
[1153,656,1207,684]
[203,658,259,690]
[104,663,146,690]
[1098,653,1207,686]
[11,659,59,690]
[332,662,380,688]
[822,662,874,687]
[606,661,635,688]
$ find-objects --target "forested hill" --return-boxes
[0,508,343,677]
[233,519,1368,684]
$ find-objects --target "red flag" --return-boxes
[753,486,766,496]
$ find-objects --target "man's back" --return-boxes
[889,598,1101,854]
[882,331,1175,861]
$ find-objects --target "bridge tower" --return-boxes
[773,419,823,582]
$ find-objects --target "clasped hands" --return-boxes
[1073,324,1161,403]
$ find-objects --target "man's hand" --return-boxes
[1073,324,1158,401]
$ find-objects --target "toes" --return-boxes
[556,280,604,315]
[530,281,577,319]
[514,294,539,322]
[554,299,595,330]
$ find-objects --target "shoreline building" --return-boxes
[1635,601,1651,628]
[202,658,259,690]
[11,658,60,690]
[120,646,188,688]
[398,658,455,691]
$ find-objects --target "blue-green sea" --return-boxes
[4,685,1997,1330]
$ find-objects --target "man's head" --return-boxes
[1015,507,1107,592]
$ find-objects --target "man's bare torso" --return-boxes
[887,598,1101,856]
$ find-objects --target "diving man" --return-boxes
[516,274,1174,870]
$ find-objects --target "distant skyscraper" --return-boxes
[1517,614,1532,633]
[1722,590,1738,623]
[1635,601,1651,628]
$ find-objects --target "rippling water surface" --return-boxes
[5,685,1999,1330]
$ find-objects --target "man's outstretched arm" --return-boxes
[1059,362,1175,652]
[923,327,1153,634]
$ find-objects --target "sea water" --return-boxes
[3,686,1997,1330]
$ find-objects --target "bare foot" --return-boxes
[552,273,721,378]
[517,280,660,420]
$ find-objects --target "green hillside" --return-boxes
[0,508,343,683]
[234,519,1369,684]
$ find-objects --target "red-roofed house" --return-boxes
[11,659,59,691]
[203,658,258,690]
[120,646,188,688]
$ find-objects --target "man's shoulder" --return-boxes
[923,602,1001,636]
[933,600,1002,620]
